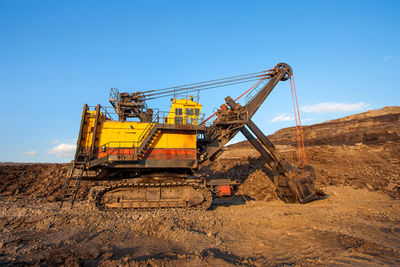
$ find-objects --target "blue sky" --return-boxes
[0,0,399,162]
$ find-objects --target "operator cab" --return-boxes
[166,96,202,125]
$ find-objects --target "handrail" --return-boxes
[88,105,206,125]
[137,110,159,145]
[245,79,268,104]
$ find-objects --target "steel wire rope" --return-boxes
[139,70,269,94]
[143,73,269,99]
[201,74,269,123]
[142,77,265,101]
[290,76,307,166]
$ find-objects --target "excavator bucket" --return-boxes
[274,165,324,204]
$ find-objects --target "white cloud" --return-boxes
[383,56,400,62]
[47,143,76,157]
[301,102,369,113]
[19,150,38,156]
[271,114,293,122]
[384,56,393,62]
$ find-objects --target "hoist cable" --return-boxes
[140,70,269,94]
[143,73,269,99]
[290,76,307,166]
[201,75,269,123]
[143,77,265,101]
[292,76,307,165]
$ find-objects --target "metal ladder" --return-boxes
[59,156,88,209]
[245,79,268,104]
[136,124,160,159]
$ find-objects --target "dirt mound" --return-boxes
[308,142,400,198]
[200,157,278,201]
[217,141,400,201]
[0,164,92,203]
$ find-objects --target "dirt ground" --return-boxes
[1,185,399,266]
[0,107,399,266]
[1,141,399,266]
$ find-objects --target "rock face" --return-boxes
[270,106,400,146]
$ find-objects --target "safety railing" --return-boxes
[156,110,205,125]
[245,78,268,104]
[90,105,205,125]
[172,90,200,103]
[137,110,160,145]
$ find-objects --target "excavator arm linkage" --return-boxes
[199,63,323,204]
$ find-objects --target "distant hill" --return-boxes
[230,106,400,148]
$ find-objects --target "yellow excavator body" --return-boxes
[59,63,323,210]
[77,97,202,169]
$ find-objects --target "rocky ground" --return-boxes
[0,107,399,266]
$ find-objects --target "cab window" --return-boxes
[186,108,193,116]
[175,108,183,116]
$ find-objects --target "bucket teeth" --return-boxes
[275,165,325,204]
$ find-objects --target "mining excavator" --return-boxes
[60,63,322,210]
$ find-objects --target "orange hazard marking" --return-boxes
[219,185,232,197]
[98,148,134,158]
[97,148,196,160]
[145,148,196,160]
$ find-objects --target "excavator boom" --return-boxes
[198,63,292,163]
[198,63,322,203]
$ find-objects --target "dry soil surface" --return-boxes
[0,107,399,266]
[0,186,399,266]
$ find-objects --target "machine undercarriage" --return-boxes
[90,178,212,210]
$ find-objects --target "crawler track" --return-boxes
[93,180,213,211]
